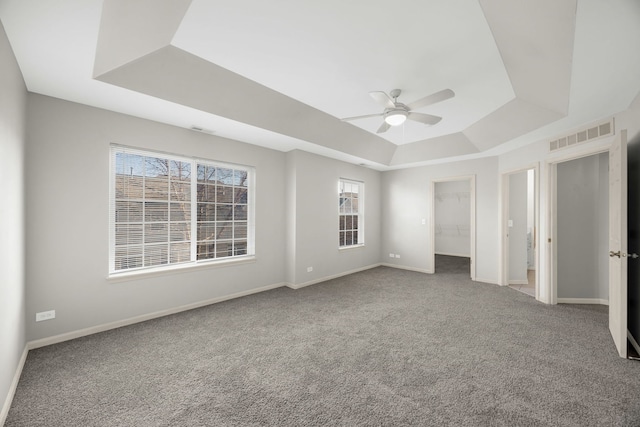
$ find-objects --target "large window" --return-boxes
[109,146,254,275]
[339,179,363,247]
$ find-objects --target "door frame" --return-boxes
[430,175,476,280]
[545,142,615,305]
[499,164,540,299]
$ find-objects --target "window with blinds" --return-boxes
[109,146,254,275]
[338,179,364,248]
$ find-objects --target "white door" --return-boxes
[609,129,628,358]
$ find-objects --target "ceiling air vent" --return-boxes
[549,119,614,152]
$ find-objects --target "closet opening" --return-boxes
[431,176,476,279]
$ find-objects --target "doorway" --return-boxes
[553,152,610,304]
[627,131,640,358]
[501,167,538,297]
[431,176,476,279]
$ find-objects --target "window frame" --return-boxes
[108,145,255,278]
[338,178,364,249]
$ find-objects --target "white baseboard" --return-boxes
[286,264,381,290]
[557,298,609,306]
[434,252,470,258]
[28,282,286,350]
[473,277,498,286]
[0,344,29,426]
[380,263,432,274]
[508,279,529,285]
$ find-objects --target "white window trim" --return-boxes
[108,144,256,278]
[338,178,364,249]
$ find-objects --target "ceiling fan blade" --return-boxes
[369,91,395,109]
[408,112,442,126]
[406,89,455,111]
[376,121,391,134]
[341,113,383,122]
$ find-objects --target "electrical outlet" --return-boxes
[395,254,401,258]
[307,266,313,273]
[36,310,56,322]
[389,253,395,258]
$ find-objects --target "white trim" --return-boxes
[434,251,470,258]
[547,142,613,306]
[508,279,529,285]
[473,277,499,285]
[107,256,256,283]
[556,298,609,305]
[28,282,285,350]
[380,263,432,274]
[0,344,29,426]
[286,264,381,289]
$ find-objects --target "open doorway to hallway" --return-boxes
[501,166,539,299]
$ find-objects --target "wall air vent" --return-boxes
[549,119,614,152]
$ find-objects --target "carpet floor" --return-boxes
[6,258,640,426]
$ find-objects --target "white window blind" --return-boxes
[338,179,363,247]
[109,145,254,275]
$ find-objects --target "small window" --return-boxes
[338,179,363,247]
[109,145,254,275]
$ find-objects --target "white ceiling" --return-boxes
[1,0,639,170]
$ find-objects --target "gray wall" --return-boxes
[25,94,288,341]
[557,152,609,299]
[286,150,381,286]
[434,180,470,257]
[381,157,499,282]
[0,20,27,421]
[508,171,528,283]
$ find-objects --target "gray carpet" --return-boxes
[7,261,640,426]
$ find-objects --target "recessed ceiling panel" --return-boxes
[172,0,515,145]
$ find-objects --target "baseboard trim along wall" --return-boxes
[473,277,499,286]
[508,279,529,285]
[434,252,470,258]
[0,345,29,426]
[379,263,432,274]
[286,264,381,290]
[28,282,286,350]
[556,298,609,305]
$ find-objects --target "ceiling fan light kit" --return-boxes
[384,110,408,126]
[342,88,455,134]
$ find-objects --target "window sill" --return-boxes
[107,256,256,283]
[339,244,365,251]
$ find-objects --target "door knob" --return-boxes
[631,253,639,259]
[610,251,621,258]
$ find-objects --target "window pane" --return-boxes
[116,175,143,199]
[234,188,248,204]
[197,203,216,222]
[234,240,247,256]
[339,231,345,246]
[115,245,143,270]
[145,201,168,222]
[217,186,233,203]
[235,223,247,239]
[345,231,353,246]
[196,184,215,203]
[144,177,169,200]
[234,170,248,187]
[170,242,190,264]
[115,223,143,246]
[170,160,191,181]
[170,182,190,202]
[198,223,216,242]
[144,223,168,244]
[345,215,353,230]
[197,242,216,260]
[170,203,190,221]
[217,168,234,185]
[352,215,358,230]
[216,204,233,221]
[144,244,168,266]
[216,241,233,258]
[115,201,142,222]
[234,205,247,221]
[145,157,169,177]
[216,222,233,239]
[170,222,190,242]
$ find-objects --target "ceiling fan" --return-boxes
[342,88,455,134]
